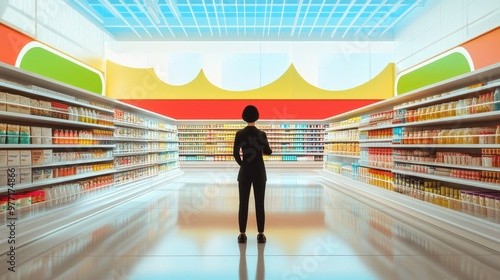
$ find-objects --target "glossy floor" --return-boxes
[2,169,499,280]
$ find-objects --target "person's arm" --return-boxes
[233,131,243,166]
[262,132,272,155]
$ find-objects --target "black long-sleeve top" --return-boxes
[233,126,272,182]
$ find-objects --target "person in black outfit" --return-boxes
[233,105,272,244]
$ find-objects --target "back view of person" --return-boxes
[233,105,272,243]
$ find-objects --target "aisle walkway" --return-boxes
[2,169,499,279]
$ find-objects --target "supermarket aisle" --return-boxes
[1,169,499,280]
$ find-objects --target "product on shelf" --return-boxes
[178,123,325,162]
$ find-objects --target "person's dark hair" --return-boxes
[242,105,259,123]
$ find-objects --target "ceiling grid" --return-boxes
[65,0,427,41]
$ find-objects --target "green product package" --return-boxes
[7,124,19,144]
[19,126,31,144]
[0,123,6,144]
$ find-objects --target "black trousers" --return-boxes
[238,179,266,233]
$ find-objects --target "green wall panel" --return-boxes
[19,47,103,95]
[397,52,472,95]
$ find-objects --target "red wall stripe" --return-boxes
[0,23,32,66]
[118,99,381,120]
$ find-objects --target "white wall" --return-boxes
[394,0,500,73]
[0,0,111,71]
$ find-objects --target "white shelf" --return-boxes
[394,79,500,110]
[112,137,149,142]
[395,111,500,127]
[113,121,149,130]
[324,153,360,159]
[393,159,500,172]
[271,152,324,155]
[0,169,116,193]
[325,123,360,131]
[180,152,323,156]
[358,123,394,131]
[30,157,114,168]
[114,150,177,156]
[319,170,500,252]
[0,80,115,114]
[178,129,324,133]
[114,162,155,172]
[0,144,115,149]
[359,163,394,172]
[324,139,359,143]
[392,169,500,191]
[359,142,393,148]
[261,140,324,143]
[157,159,179,165]
[393,144,500,149]
[266,132,325,135]
[0,111,115,130]
[358,138,393,143]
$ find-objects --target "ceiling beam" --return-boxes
[235,0,239,37]
[278,0,286,37]
[290,0,304,37]
[267,0,275,37]
[219,0,228,36]
[342,1,370,38]
[331,2,354,38]
[212,0,222,37]
[297,0,313,37]
[201,0,214,36]
[263,1,270,37]
[379,1,422,37]
[186,1,203,38]
[308,1,326,37]
[366,0,403,37]
[166,0,188,37]
[320,0,339,37]
[134,0,171,38]
[117,0,153,38]
[353,0,388,37]
[98,0,144,39]
[73,0,104,24]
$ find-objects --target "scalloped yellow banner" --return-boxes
[106,61,394,100]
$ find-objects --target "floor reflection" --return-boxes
[0,170,498,280]
[239,243,265,280]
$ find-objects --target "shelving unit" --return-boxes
[321,62,500,250]
[177,120,325,168]
[0,62,182,216]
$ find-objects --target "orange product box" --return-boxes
[32,150,44,165]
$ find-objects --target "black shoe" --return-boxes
[257,233,266,243]
[238,233,247,243]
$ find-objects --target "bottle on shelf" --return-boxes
[496,125,500,144]
[494,88,500,111]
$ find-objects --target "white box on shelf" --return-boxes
[6,93,19,113]
[31,126,42,144]
[39,100,51,117]
[43,150,52,164]
[7,150,20,166]
[0,92,6,111]
[30,98,39,115]
[41,127,52,144]
[18,96,30,114]
[0,169,7,186]
[0,150,7,168]
[20,168,32,184]
[20,150,31,166]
